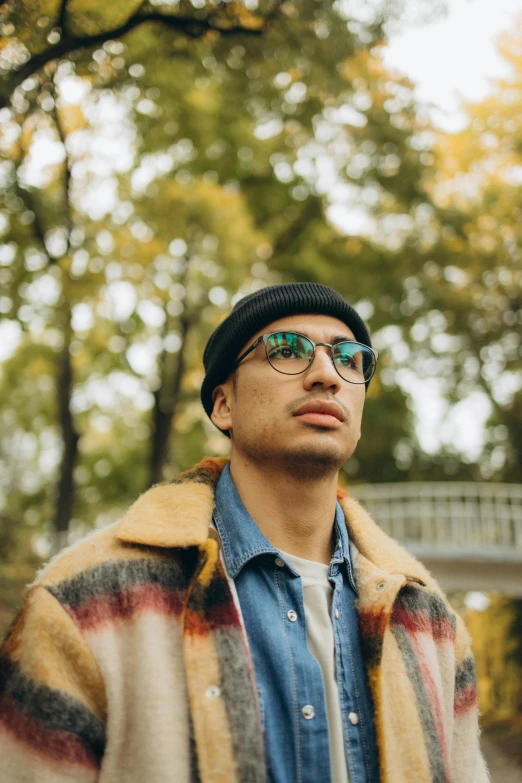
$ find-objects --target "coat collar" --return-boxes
[115,456,442,597]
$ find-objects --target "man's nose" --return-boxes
[303,346,341,388]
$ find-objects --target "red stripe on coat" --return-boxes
[67,583,184,632]
[184,597,241,636]
[408,630,452,780]
[359,607,389,638]
[454,682,477,716]
[392,603,455,642]
[0,693,98,769]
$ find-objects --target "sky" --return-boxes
[383,0,521,132]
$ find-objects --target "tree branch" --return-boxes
[50,67,73,258]
[13,115,57,263]
[270,196,321,258]
[148,258,194,487]
[52,298,80,553]
[1,10,279,106]
[12,69,73,266]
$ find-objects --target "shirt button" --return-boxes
[205,686,221,700]
[335,608,340,619]
[376,581,386,591]
[349,712,359,725]
[287,609,298,622]
[302,705,315,720]
[275,557,285,568]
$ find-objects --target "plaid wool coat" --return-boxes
[0,457,490,783]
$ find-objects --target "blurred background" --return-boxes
[1,0,521,777]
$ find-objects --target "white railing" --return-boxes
[349,483,522,554]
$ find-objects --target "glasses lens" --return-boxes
[333,343,375,383]
[266,332,314,374]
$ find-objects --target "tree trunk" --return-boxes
[52,303,80,553]
[148,312,191,487]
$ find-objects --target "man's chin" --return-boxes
[233,428,353,472]
[278,440,351,477]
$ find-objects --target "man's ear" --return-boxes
[210,383,233,432]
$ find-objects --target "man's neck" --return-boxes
[228,455,339,566]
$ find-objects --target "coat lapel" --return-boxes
[115,457,228,548]
[182,533,265,783]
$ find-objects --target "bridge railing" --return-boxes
[348,482,522,556]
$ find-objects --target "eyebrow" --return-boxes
[287,330,355,344]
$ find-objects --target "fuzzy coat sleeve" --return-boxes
[452,614,491,783]
[473,750,491,783]
[0,585,106,782]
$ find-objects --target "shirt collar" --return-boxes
[213,462,357,592]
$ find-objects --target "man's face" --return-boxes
[211,313,367,476]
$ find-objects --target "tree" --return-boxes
[0,0,283,104]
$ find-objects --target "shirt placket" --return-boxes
[330,567,372,783]
[274,559,333,783]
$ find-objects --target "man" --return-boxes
[0,282,489,782]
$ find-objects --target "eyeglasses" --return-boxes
[232,331,379,384]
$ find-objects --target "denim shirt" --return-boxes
[213,463,380,783]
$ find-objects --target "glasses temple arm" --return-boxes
[232,335,264,369]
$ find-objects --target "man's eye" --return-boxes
[271,347,297,358]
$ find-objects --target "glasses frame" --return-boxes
[232,330,379,385]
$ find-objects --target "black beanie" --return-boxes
[201,282,373,437]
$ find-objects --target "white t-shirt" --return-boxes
[279,549,350,783]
